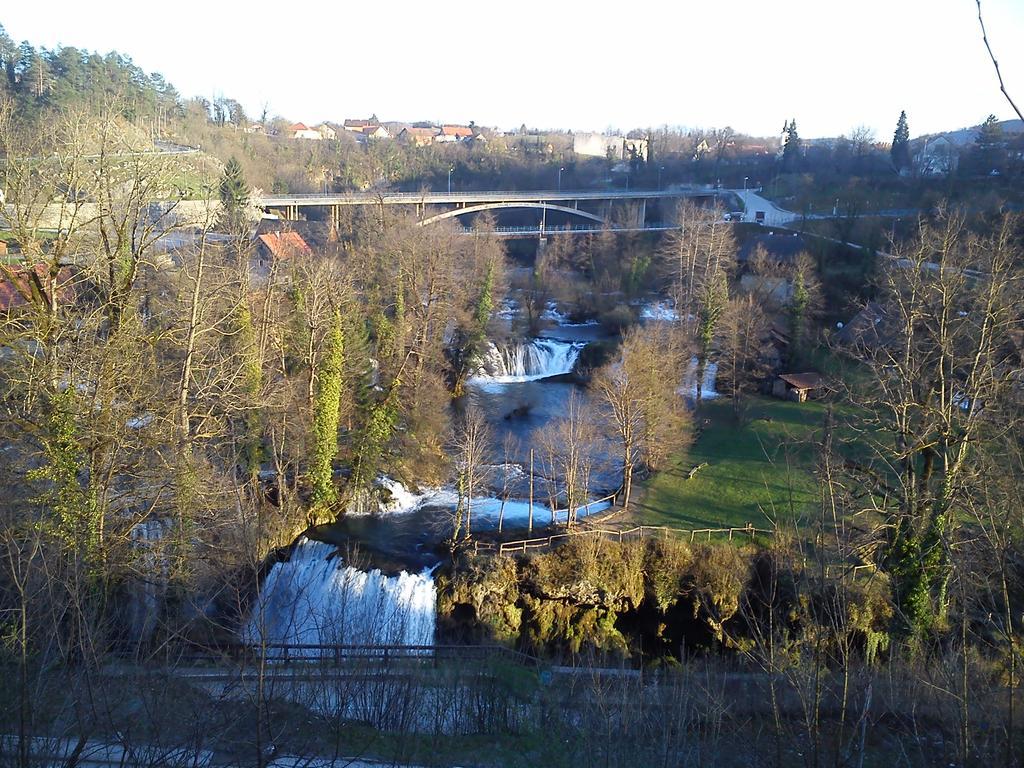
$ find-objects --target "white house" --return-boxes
[287,122,322,140]
[572,132,648,162]
[315,124,337,140]
[914,136,959,176]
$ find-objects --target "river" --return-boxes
[245,299,716,648]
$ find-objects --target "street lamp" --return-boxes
[448,167,454,195]
[558,167,564,192]
[658,165,664,190]
[743,176,749,191]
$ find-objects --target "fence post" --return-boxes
[529,449,534,535]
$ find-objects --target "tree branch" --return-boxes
[976,0,1024,122]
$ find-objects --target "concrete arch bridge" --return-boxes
[256,187,722,232]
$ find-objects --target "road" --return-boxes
[257,186,716,208]
[730,189,800,226]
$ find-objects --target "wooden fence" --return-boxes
[474,523,772,556]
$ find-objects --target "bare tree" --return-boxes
[659,201,736,403]
[847,211,1022,639]
[593,324,690,510]
[718,294,773,422]
[451,406,492,541]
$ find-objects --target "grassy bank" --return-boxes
[634,396,837,531]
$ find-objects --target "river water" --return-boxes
[246,300,715,648]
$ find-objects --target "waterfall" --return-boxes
[244,538,436,651]
[125,519,168,644]
[473,338,585,383]
[679,356,720,400]
[372,476,612,526]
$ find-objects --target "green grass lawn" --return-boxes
[635,396,843,531]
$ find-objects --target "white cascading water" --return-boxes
[679,356,720,400]
[372,475,611,525]
[473,339,585,383]
[244,538,436,652]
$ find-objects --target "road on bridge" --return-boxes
[256,186,719,208]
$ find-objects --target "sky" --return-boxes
[3,0,1023,139]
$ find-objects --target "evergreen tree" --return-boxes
[0,25,15,93]
[309,309,344,514]
[890,110,911,171]
[695,270,728,404]
[972,114,1004,173]
[28,388,100,561]
[788,267,810,364]
[782,118,801,170]
[218,156,250,231]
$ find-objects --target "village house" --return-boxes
[251,231,312,281]
[772,372,824,403]
[436,125,473,143]
[397,127,437,147]
[360,124,391,141]
[286,122,323,140]
[623,136,649,162]
[314,124,337,140]
[343,117,379,133]
[572,132,648,161]
[914,136,959,176]
[835,301,895,354]
[0,263,75,315]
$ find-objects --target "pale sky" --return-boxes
[3,0,1023,139]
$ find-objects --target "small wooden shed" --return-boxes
[772,372,824,403]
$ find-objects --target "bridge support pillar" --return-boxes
[638,199,647,227]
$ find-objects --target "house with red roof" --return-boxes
[436,125,473,143]
[398,127,437,147]
[0,263,75,314]
[256,231,312,263]
[251,231,312,281]
[287,122,323,140]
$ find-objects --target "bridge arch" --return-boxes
[418,201,606,227]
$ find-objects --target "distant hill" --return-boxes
[920,119,1023,147]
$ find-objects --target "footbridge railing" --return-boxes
[131,642,542,668]
[476,523,772,556]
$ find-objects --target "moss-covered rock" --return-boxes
[644,538,696,611]
[683,544,749,642]
[436,553,521,642]
[523,538,644,608]
[436,535,894,664]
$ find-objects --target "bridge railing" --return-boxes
[257,187,719,204]
[470,223,674,234]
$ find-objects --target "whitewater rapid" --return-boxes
[472,338,585,384]
[244,538,436,651]
[680,357,720,400]
[373,476,610,525]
